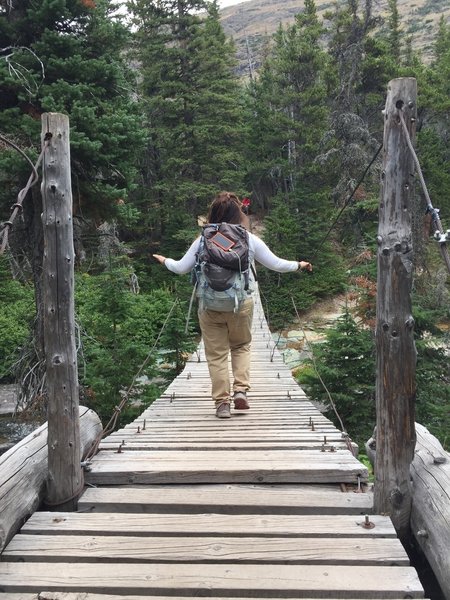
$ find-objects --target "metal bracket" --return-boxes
[433,230,450,244]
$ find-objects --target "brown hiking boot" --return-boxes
[233,391,250,410]
[216,402,231,419]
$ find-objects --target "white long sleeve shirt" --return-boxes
[164,232,299,275]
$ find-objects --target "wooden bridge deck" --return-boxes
[0,293,425,599]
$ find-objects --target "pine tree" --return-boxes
[246,0,332,206]
[322,0,383,208]
[128,0,246,257]
[0,0,144,405]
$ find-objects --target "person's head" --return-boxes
[207,191,245,225]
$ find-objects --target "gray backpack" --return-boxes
[192,223,252,312]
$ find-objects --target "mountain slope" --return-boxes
[219,0,449,75]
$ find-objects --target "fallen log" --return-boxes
[411,423,450,600]
[0,406,102,552]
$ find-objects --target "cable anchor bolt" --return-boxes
[361,515,375,529]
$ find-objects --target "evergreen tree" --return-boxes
[246,0,332,206]
[245,1,347,320]
[321,0,383,209]
[128,0,246,258]
[0,0,144,405]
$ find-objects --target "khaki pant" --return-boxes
[198,298,254,406]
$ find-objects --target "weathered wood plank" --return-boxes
[0,596,429,600]
[410,423,450,600]
[86,451,367,485]
[78,484,372,514]
[2,534,409,565]
[84,468,365,485]
[0,563,425,597]
[21,512,393,537]
[99,437,352,451]
[0,407,102,552]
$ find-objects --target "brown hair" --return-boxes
[207,191,244,224]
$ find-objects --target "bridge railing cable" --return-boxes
[398,107,450,275]
[83,299,179,462]
[0,133,49,255]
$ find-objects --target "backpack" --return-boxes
[192,223,253,312]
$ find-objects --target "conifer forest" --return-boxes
[0,0,449,450]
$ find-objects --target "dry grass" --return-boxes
[220,0,449,73]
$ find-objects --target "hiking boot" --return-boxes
[233,391,250,410]
[216,402,231,419]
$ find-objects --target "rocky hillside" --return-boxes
[219,0,449,76]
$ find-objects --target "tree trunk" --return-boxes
[41,113,81,510]
[374,78,417,541]
[411,423,450,600]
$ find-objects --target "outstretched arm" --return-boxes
[152,237,199,275]
[252,235,312,273]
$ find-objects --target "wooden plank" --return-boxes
[21,512,393,537]
[2,534,409,565]
[78,484,372,514]
[0,596,430,600]
[99,437,346,452]
[86,454,367,485]
[0,562,425,597]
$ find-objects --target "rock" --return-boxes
[287,330,303,339]
[282,348,303,368]
[0,385,19,416]
[271,334,288,349]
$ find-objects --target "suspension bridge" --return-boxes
[0,290,425,599]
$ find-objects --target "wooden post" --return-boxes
[41,113,81,510]
[374,78,417,540]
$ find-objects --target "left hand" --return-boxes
[153,254,166,265]
[299,261,313,272]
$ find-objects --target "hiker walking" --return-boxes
[153,191,312,419]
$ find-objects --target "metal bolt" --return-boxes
[361,515,375,529]
[417,529,428,538]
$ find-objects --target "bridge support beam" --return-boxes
[41,113,81,510]
[374,78,417,541]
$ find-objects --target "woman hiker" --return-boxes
[153,191,312,419]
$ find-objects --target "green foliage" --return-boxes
[297,309,376,448]
[128,0,247,256]
[298,301,450,450]
[245,0,333,205]
[258,192,347,328]
[415,340,450,448]
[0,0,145,223]
[0,257,34,382]
[75,260,196,425]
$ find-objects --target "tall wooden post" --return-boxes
[374,78,417,540]
[41,113,81,510]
